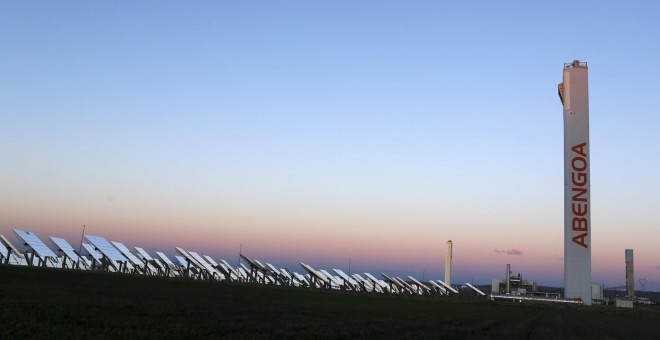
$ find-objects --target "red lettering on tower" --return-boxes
[570,142,589,249]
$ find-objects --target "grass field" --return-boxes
[1,265,659,339]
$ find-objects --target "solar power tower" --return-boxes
[558,60,592,305]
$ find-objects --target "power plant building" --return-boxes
[559,60,592,305]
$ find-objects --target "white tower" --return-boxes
[558,60,592,305]
[625,249,634,299]
[445,240,452,286]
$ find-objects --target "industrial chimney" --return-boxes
[626,249,634,299]
[445,240,452,286]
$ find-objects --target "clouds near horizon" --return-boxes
[494,249,523,256]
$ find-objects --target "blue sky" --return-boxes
[2,1,660,289]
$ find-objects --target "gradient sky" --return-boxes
[2,1,660,290]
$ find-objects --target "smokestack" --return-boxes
[506,264,511,294]
[445,240,452,286]
[626,249,634,299]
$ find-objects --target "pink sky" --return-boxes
[3,202,658,291]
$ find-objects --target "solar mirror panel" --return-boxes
[294,272,308,285]
[175,247,204,269]
[320,269,341,286]
[152,258,166,269]
[221,260,241,277]
[299,262,328,283]
[266,263,281,275]
[0,245,8,260]
[84,234,127,262]
[239,263,252,278]
[434,279,459,294]
[49,237,85,266]
[216,262,230,275]
[188,251,217,274]
[111,241,142,265]
[239,254,261,270]
[42,257,64,268]
[7,255,27,265]
[78,256,93,269]
[124,261,135,271]
[156,251,176,267]
[429,280,447,294]
[395,277,416,292]
[203,255,218,266]
[465,282,486,296]
[408,276,431,291]
[381,272,405,289]
[364,272,386,288]
[333,269,358,285]
[82,243,104,262]
[134,247,154,261]
[144,262,159,273]
[279,268,292,279]
[14,229,57,259]
[134,248,162,271]
[175,255,188,267]
[0,234,25,259]
[254,259,270,272]
[352,273,365,282]
[50,237,81,260]
[353,274,373,289]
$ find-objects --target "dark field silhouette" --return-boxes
[2,265,659,338]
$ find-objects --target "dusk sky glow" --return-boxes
[2,1,660,290]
